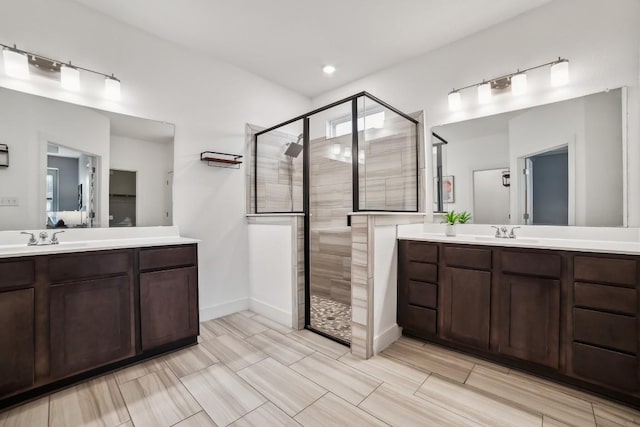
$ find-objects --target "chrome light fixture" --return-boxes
[2,46,29,79]
[447,57,569,111]
[1,42,122,99]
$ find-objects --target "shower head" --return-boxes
[284,133,304,158]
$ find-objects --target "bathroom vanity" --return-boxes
[0,238,199,409]
[398,235,640,407]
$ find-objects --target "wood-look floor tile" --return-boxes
[359,383,480,426]
[288,329,349,359]
[416,374,541,427]
[116,422,133,427]
[465,365,595,426]
[252,314,294,334]
[238,358,326,417]
[216,313,268,337]
[114,357,168,384]
[339,352,428,393]
[230,402,299,427]
[162,345,218,378]
[119,368,201,427]
[246,329,314,366]
[542,416,573,426]
[422,342,510,374]
[238,310,257,318]
[290,353,380,405]
[397,336,426,348]
[382,339,474,383]
[295,393,387,427]
[199,334,267,371]
[50,374,129,427]
[592,402,640,427]
[181,364,266,426]
[173,411,217,427]
[0,397,49,427]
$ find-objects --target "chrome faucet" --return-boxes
[21,230,65,246]
[509,227,521,239]
[21,232,37,246]
[491,226,521,239]
[51,231,65,244]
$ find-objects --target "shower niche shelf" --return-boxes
[200,151,243,169]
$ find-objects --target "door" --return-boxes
[0,289,34,395]
[442,267,491,349]
[498,274,560,368]
[50,275,134,378]
[140,267,198,350]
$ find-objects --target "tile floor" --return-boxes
[2,310,640,426]
[309,294,351,342]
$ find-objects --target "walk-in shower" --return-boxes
[253,92,419,345]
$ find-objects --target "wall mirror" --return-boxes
[0,87,174,231]
[432,88,626,227]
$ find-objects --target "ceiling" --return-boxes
[73,0,551,98]
[93,109,175,144]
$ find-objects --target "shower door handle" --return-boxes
[347,215,351,227]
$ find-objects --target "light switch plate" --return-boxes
[0,197,19,206]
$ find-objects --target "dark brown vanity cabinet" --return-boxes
[140,246,199,351]
[0,288,35,394]
[398,240,640,406]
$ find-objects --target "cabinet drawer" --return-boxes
[407,242,438,263]
[574,308,636,353]
[0,259,35,290]
[140,245,197,271]
[574,256,637,286]
[404,305,436,335]
[49,250,132,283]
[407,262,437,283]
[573,342,637,390]
[408,280,437,309]
[501,250,561,278]
[574,282,636,315]
[444,245,491,270]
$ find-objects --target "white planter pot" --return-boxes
[445,224,456,237]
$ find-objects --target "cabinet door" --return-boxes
[140,267,198,351]
[0,289,34,395]
[498,274,560,368]
[442,267,491,349]
[50,275,134,378]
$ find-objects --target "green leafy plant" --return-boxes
[443,210,472,225]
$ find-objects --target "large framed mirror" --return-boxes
[0,87,174,231]
[432,88,626,227]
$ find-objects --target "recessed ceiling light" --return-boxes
[323,65,336,75]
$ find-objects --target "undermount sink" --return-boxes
[472,236,540,244]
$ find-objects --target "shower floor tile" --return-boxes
[310,294,351,342]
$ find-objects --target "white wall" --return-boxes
[110,135,173,227]
[0,0,310,320]
[311,0,640,226]
[0,88,110,229]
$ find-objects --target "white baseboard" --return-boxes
[199,298,250,322]
[373,324,402,354]
[249,298,293,328]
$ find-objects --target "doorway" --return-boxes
[109,169,137,227]
[523,146,569,225]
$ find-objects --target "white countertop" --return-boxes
[0,226,200,258]
[399,232,640,255]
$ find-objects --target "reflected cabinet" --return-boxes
[398,239,640,408]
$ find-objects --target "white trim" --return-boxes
[249,298,293,328]
[373,323,402,354]
[199,298,250,322]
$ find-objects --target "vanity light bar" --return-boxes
[0,43,122,100]
[448,57,569,111]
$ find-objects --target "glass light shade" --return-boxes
[343,147,351,158]
[550,60,569,87]
[61,65,80,91]
[104,76,121,100]
[511,73,527,95]
[2,48,29,79]
[448,91,461,111]
[477,82,492,104]
[331,142,341,155]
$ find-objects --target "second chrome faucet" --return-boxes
[491,226,520,239]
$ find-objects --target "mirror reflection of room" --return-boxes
[433,88,624,227]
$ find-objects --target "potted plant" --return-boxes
[443,210,472,237]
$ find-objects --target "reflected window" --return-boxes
[329,109,385,138]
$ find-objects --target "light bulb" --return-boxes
[331,142,341,155]
[511,72,527,96]
[477,82,492,104]
[448,91,461,111]
[104,76,121,100]
[322,65,336,75]
[2,48,29,79]
[343,147,351,158]
[550,59,569,87]
[61,64,80,91]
